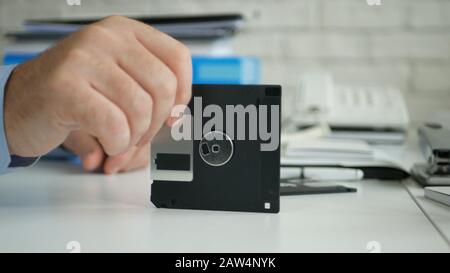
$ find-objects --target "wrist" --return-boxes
[4,64,26,156]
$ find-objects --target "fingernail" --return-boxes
[82,152,98,171]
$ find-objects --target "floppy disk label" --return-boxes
[151,114,193,182]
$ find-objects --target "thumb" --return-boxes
[63,130,105,171]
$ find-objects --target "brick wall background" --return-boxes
[1,0,450,124]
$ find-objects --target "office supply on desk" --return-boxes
[280,165,357,195]
[3,52,261,84]
[3,14,243,64]
[151,84,281,213]
[3,37,234,57]
[282,133,410,183]
[411,111,450,186]
[285,138,374,161]
[425,187,450,207]
[3,14,260,84]
[20,14,244,40]
[280,136,409,195]
[192,56,260,84]
[281,180,356,195]
[292,73,409,144]
[3,37,260,83]
[281,161,409,180]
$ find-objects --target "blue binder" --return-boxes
[191,56,260,84]
[3,53,260,84]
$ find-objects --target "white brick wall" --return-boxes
[409,1,450,28]
[371,32,450,59]
[1,0,449,123]
[412,63,450,93]
[323,0,409,28]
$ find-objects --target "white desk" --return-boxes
[403,179,450,246]
[0,161,448,252]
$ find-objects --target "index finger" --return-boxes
[98,16,192,145]
[99,16,192,107]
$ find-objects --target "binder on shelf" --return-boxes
[3,53,260,85]
[12,14,244,40]
[192,56,260,84]
[2,13,260,84]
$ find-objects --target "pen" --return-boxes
[281,164,410,181]
[281,166,364,182]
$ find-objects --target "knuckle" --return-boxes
[47,69,76,91]
[144,23,157,33]
[83,24,116,41]
[65,48,89,63]
[158,71,177,101]
[105,111,130,150]
[134,93,153,119]
[120,46,141,64]
[102,15,126,24]
[115,79,135,97]
[132,94,152,133]
[179,87,192,105]
[172,42,191,66]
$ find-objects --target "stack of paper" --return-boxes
[281,129,411,179]
[21,14,244,39]
[285,139,374,161]
[3,14,260,84]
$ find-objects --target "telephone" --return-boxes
[293,73,410,133]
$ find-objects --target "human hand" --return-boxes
[63,130,149,174]
[4,15,191,158]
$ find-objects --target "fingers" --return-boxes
[62,130,105,171]
[115,42,178,144]
[87,60,154,148]
[103,149,134,174]
[98,16,192,104]
[63,129,148,174]
[66,80,131,156]
[121,145,149,172]
[130,20,193,106]
[103,143,149,174]
[96,16,192,144]
[54,16,193,157]
[3,16,191,159]
[129,19,192,129]
[122,147,149,172]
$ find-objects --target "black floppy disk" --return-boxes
[150,84,281,213]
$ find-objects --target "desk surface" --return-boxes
[404,180,450,246]
[0,161,449,252]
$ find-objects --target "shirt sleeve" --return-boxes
[0,65,39,175]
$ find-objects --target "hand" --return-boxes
[63,130,149,174]
[4,15,192,157]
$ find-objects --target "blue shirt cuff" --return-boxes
[9,155,39,167]
[0,65,39,174]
